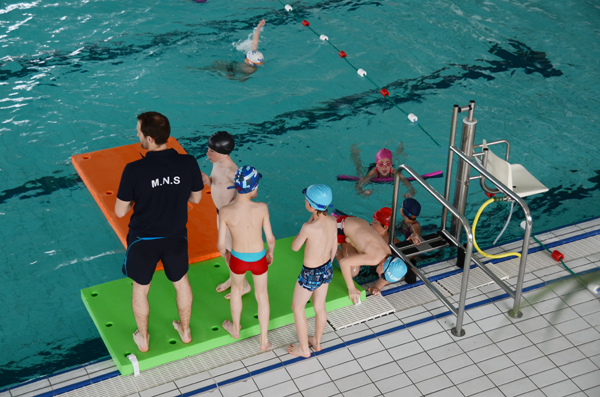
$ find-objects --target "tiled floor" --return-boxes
[187,270,599,397]
[3,218,600,397]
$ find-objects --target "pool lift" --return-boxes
[387,101,548,337]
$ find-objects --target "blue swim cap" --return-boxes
[229,165,261,194]
[302,184,333,211]
[382,256,407,283]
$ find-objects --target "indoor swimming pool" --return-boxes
[1,0,599,388]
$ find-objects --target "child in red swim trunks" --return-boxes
[217,165,276,352]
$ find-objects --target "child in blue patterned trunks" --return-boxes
[288,185,338,358]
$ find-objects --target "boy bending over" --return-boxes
[217,166,275,351]
[288,185,337,358]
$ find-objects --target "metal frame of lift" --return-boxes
[387,101,533,337]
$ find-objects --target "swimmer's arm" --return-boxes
[330,233,338,262]
[368,278,389,296]
[226,167,237,195]
[291,224,309,252]
[252,19,265,51]
[398,170,416,198]
[115,198,132,218]
[189,190,202,204]
[262,205,276,264]
[201,171,211,186]
[356,169,376,196]
[217,213,230,261]
[407,222,422,245]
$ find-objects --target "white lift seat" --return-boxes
[482,140,548,198]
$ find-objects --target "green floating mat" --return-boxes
[81,236,365,375]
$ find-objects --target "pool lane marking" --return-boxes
[278,1,445,151]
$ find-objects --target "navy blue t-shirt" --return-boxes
[117,148,204,238]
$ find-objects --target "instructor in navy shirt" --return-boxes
[115,111,204,352]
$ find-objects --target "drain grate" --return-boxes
[327,295,396,330]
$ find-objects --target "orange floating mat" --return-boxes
[72,138,220,269]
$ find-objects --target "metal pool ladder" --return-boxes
[388,101,535,337]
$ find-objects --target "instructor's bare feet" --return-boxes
[133,330,149,352]
[216,278,232,293]
[172,321,192,344]
[308,336,322,352]
[287,343,310,357]
[222,320,240,339]
[225,280,252,300]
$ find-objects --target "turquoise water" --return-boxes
[1,0,599,388]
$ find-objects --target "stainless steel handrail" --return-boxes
[471,139,512,195]
[390,164,474,336]
[449,145,533,318]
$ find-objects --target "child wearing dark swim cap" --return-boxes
[204,131,252,299]
[400,198,422,245]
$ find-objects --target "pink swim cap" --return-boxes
[376,148,392,163]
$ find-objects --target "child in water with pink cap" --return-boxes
[355,148,414,197]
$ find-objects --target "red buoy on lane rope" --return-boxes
[339,51,347,58]
[302,20,310,26]
[551,250,564,262]
[380,88,389,97]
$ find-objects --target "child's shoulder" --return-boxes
[251,200,269,211]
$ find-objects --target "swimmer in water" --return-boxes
[199,19,266,82]
[351,145,415,198]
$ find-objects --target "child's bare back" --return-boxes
[221,199,271,255]
[296,214,337,268]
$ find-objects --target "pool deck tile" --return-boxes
[6,223,600,397]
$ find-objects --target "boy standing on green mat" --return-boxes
[217,166,276,352]
[288,185,337,358]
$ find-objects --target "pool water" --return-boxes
[1,0,599,388]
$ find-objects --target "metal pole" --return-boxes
[441,105,460,232]
[510,213,532,318]
[451,101,477,243]
[389,170,402,246]
[450,146,534,319]
[393,164,474,337]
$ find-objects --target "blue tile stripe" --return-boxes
[3,225,599,397]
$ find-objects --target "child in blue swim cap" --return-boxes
[288,185,338,358]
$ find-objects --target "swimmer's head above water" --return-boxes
[375,148,393,177]
[245,50,264,66]
[401,198,421,221]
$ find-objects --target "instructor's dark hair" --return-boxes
[137,112,170,145]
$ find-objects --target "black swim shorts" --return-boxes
[122,234,189,285]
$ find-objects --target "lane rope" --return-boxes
[278,2,444,151]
